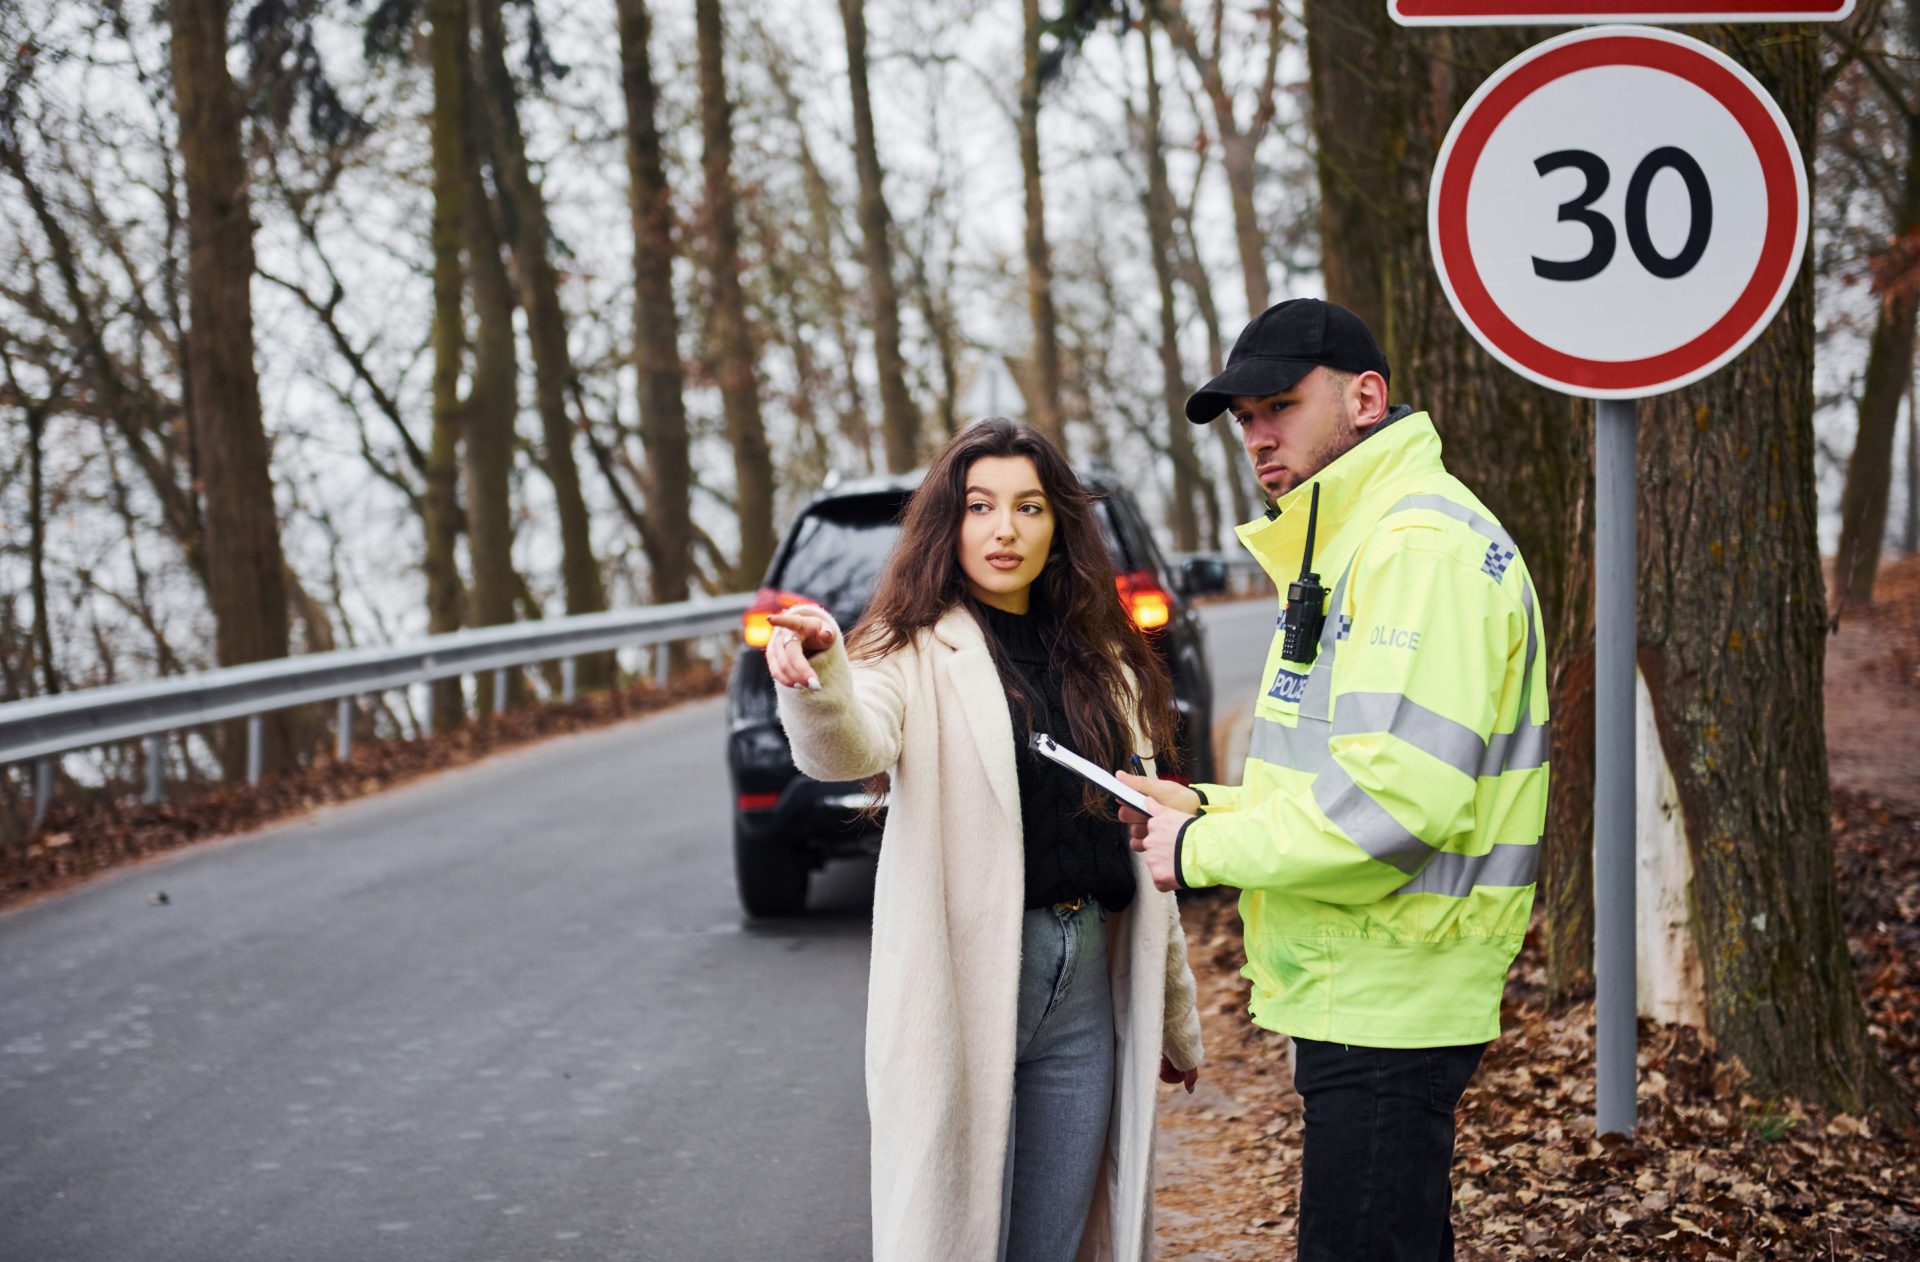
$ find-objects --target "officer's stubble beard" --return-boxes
[1259,386,1371,501]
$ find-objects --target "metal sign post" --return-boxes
[1427,26,1809,1137]
[1593,398,1638,1136]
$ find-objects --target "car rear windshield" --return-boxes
[775,493,910,620]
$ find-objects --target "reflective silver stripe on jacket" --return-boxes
[1391,842,1540,898]
[1311,764,1433,875]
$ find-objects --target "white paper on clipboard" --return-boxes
[1029,731,1155,814]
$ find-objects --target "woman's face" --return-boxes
[956,455,1054,614]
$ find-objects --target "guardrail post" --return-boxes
[492,668,508,716]
[336,695,353,762]
[144,734,165,804]
[246,715,264,785]
[420,680,434,737]
[31,758,52,832]
[654,646,670,688]
[562,657,578,703]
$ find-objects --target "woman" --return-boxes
[765,418,1203,1261]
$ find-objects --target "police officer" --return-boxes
[1120,298,1550,1261]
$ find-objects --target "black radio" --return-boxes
[1281,482,1326,665]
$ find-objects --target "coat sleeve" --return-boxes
[774,621,911,782]
[1159,890,1203,1071]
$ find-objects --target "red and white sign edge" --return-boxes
[1427,26,1809,400]
[1390,0,1854,27]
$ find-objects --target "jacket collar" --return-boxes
[1233,409,1444,585]
[931,605,1022,834]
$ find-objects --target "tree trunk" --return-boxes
[1306,4,1596,994]
[27,403,56,697]
[1175,194,1257,529]
[1834,108,1920,609]
[462,49,521,717]
[1159,1,1280,316]
[1629,26,1903,1115]
[761,32,874,473]
[839,0,920,473]
[169,0,293,776]
[617,0,696,616]
[1019,0,1064,444]
[425,0,470,732]
[474,0,608,688]
[1907,379,1920,552]
[1140,19,1206,551]
[694,0,776,587]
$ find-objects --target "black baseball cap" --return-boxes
[1183,298,1390,424]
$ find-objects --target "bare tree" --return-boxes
[1832,0,1920,609]
[460,23,522,712]
[616,0,695,615]
[474,0,608,679]
[1157,0,1288,316]
[169,0,293,773]
[839,0,921,471]
[1134,15,1207,549]
[694,0,776,586]
[425,0,471,730]
[1018,0,1067,444]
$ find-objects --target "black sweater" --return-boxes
[975,602,1137,913]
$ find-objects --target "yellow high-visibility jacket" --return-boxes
[1179,411,1549,1048]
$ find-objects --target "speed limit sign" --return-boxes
[1429,26,1808,398]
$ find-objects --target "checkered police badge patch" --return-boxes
[1482,542,1515,582]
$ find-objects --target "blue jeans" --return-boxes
[1291,1037,1488,1261]
[997,901,1115,1262]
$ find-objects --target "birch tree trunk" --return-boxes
[695,0,777,586]
[169,0,293,775]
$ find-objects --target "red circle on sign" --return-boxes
[1432,31,1803,395]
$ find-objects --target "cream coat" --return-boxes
[777,605,1204,1261]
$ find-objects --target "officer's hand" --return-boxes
[1124,792,1193,892]
[1116,770,1201,842]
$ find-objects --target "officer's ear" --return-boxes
[1347,370,1390,430]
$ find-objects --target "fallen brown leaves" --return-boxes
[1155,792,1920,1260]
[1,665,729,912]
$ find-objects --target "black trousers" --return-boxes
[1291,1037,1487,1262]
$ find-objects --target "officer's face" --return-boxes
[1230,367,1364,499]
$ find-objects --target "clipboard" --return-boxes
[1029,731,1155,814]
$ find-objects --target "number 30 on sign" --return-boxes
[1429,26,1808,399]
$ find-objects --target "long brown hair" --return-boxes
[850,418,1180,806]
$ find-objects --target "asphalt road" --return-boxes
[0,598,1277,1262]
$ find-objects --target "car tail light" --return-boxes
[1115,571,1172,631]
[742,587,820,648]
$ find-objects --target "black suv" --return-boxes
[724,470,1223,916]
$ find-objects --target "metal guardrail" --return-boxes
[3,550,1265,827]
[1,593,754,821]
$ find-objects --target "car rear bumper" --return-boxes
[729,722,883,858]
